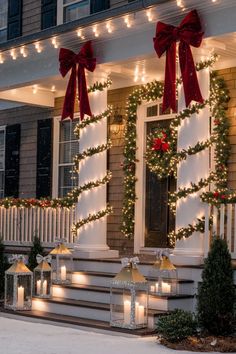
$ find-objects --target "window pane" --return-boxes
[63,0,89,23]
[58,166,78,197]
[0,170,4,198]
[0,130,4,170]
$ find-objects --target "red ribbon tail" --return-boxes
[162,42,177,113]
[61,66,77,120]
[179,42,204,107]
[78,66,92,121]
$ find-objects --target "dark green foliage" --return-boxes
[0,238,9,299]
[157,309,197,342]
[197,237,235,335]
[28,236,44,271]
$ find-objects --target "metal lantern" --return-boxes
[33,255,52,298]
[110,257,148,330]
[149,255,178,296]
[4,256,33,311]
[50,242,73,284]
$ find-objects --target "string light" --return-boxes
[146,9,153,22]
[0,53,3,64]
[20,46,27,58]
[10,49,17,60]
[106,21,113,33]
[51,37,58,49]
[32,85,38,94]
[124,16,131,28]
[77,28,85,39]
[34,42,42,53]
[93,25,99,37]
[51,85,56,92]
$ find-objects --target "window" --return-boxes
[54,119,79,197]
[0,0,7,43]
[63,0,89,23]
[0,127,5,198]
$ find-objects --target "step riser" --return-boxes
[32,299,156,329]
[52,286,194,312]
[32,299,110,322]
[71,273,195,295]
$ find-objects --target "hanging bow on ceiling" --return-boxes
[153,9,204,113]
[36,254,52,264]
[59,41,96,121]
[121,256,140,268]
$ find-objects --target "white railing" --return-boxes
[0,206,76,246]
[205,204,236,259]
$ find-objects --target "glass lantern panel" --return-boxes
[51,254,73,284]
[34,270,52,298]
[5,274,14,308]
[17,274,32,310]
[110,284,148,329]
[149,277,177,296]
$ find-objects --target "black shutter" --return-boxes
[5,124,21,198]
[7,0,22,40]
[36,119,52,198]
[90,0,110,14]
[41,0,57,30]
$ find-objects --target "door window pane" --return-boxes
[63,0,89,23]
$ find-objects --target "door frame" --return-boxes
[134,100,175,254]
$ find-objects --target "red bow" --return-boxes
[153,10,204,113]
[59,41,96,120]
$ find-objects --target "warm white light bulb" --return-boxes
[35,42,42,53]
[20,46,27,57]
[124,16,131,28]
[32,85,38,94]
[10,49,17,60]
[0,53,4,64]
[93,25,99,37]
[146,10,152,22]
[106,21,112,33]
[52,37,58,48]
[51,85,56,92]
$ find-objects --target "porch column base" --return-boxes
[73,246,119,259]
[170,249,204,266]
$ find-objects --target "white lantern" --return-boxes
[110,257,148,330]
[50,242,73,284]
[33,255,52,298]
[149,255,178,296]
[4,256,32,311]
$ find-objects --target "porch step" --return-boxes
[52,283,195,311]
[71,271,195,295]
[1,309,155,336]
[32,296,166,328]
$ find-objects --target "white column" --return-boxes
[73,85,118,259]
[170,55,210,266]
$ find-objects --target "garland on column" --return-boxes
[71,84,113,236]
[121,54,231,245]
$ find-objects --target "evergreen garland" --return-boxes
[121,54,230,244]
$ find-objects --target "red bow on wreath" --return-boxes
[59,41,96,120]
[153,132,170,152]
[153,10,204,113]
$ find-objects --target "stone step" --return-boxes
[1,310,156,336]
[32,296,165,328]
[71,270,195,295]
[52,283,195,312]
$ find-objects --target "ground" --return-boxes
[0,316,230,354]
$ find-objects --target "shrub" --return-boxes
[197,237,236,335]
[28,236,44,271]
[0,238,9,299]
[157,309,197,342]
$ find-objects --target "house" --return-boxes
[0,0,235,329]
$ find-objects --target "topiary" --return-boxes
[197,237,236,335]
[0,238,9,299]
[157,309,197,342]
[28,235,44,271]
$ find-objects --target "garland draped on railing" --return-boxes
[121,54,230,245]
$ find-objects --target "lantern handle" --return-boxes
[121,256,140,268]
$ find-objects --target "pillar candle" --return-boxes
[162,281,171,293]
[138,305,145,324]
[36,280,41,295]
[124,300,131,324]
[17,286,24,308]
[42,280,47,295]
[61,266,67,281]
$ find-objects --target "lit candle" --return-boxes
[43,280,47,295]
[155,283,159,293]
[36,280,41,295]
[150,285,155,292]
[17,286,24,308]
[60,266,67,281]
[124,300,131,324]
[135,301,139,323]
[162,282,171,293]
[137,305,145,324]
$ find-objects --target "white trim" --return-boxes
[134,100,175,254]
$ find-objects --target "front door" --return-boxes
[145,119,176,248]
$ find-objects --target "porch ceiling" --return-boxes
[1,0,236,107]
